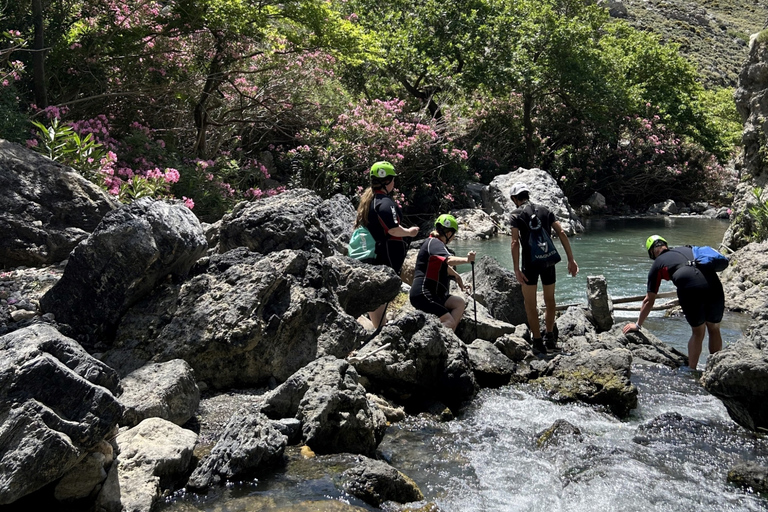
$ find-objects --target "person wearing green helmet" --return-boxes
[509,182,578,355]
[622,235,724,370]
[354,161,419,328]
[409,214,476,331]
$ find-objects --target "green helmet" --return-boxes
[370,161,397,179]
[435,214,459,233]
[645,235,668,259]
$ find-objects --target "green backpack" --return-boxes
[347,226,376,260]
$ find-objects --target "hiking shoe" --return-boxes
[543,332,557,352]
[531,337,547,355]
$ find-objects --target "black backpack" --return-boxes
[524,204,561,268]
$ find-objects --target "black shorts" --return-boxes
[677,284,725,327]
[521,264,556,286]
[410,279,450,317]
[375,239,408,274]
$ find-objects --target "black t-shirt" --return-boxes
[510,202,557,267]
[647,246,712,293]
[412,236,453,299]
[367,192,402,244]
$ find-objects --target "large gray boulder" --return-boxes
[118,359,200,428]
[0,139,119,267]
[96,418,198,512]
[39,198,207,341]
[102,249,370,388]
[325,255,403,319]
[469,255,527,326]
[350,312,478,410]
[340,456,424,507]
[701,305,768,432]
[256,356,387,456]
[0,324,123,505]
[217,189,356,256]
[450,208,498,240]
[719,240,768,315]
[488,168,584,236]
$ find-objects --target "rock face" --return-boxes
[340,456,424,507]
[586,275,613,332]
[470,255,527,326]
[450,208,498,240]
[118,359,200,428]
[39,198,208,341]
[725,36,768,250]
[96,418,197,512]
[217,189,356,256]
[488,168,584,236]
[350,313,478,410]
[102,249,373,388]
[256,356,387,456]
[0,139,119,267]
[727,461,768,495]
[701,305,768,432]
[718,240,768,314]
[0,324,123,505]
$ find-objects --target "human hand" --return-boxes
[568,260,579,277]
[515,269,528,284]
[463,283,472,293]
[622,322,639,334]
[467,251,476,263]
[409,226,420,237]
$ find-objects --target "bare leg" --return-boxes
[521,284,541,338]
[706,322,722,358]
[441,295,466,331]
[368,303,388,330]
[687,323,706,369]
[542,283,556,334]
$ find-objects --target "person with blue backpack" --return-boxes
[509,182,579,355]
[352,161,419,329]
[622,235,727,370]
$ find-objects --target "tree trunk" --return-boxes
[193,33,227,158]
[31,0,48,108]
[523,91,534,168]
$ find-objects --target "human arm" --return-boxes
[552,221,578,277]
[621,292,657,333]
[446,250,475,267]
[446,264,471,292]
[389,225,419,238]
[510,227,528,284]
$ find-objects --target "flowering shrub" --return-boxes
[285,98,472,214]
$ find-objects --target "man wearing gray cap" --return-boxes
[509,182,578,354]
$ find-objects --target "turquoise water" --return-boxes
[451,216,751,363]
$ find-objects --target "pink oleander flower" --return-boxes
[164,168,180,184]
[182,196,195,209]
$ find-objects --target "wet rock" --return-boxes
[493,331,534,362]
[535,419,584,449]
[217,189,355,257]
[256,356,387,456]
[0,139,119,267]
[186,411,286,489]
[632,412,715,445]
[586,275,613,332]
[648,199,678,215]
[119,359,200,428]
[97,418,197,512]
[454,298,516,344]
[727,461,768,494]
[469,255,527,326]
[340,456,424,507]
[719,240,768,315]
[0,324,123,505]
[350,312,478,411]
[466,339,516,388]
[450,208,498,240]
[39,198,207,342]
[534,348,638,417]
[488,168,584,236]
[102,249,364,388]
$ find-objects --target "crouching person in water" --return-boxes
[410,214,476,331]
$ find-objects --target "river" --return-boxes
[161,216,767,512]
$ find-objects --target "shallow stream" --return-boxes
[161,216,767,512]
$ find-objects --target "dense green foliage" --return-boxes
[1,0,747,221]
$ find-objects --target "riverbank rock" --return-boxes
[255,356,387,456]
[350,312,478,411]
[488,168,584,236]
[0,324,123,505]
[468,255,527,326]
[0,139,119,268]
[454,298,517,345]
[53,440,114,501]
[535,419,584,449]
[450,208,498,240]
[719,240,768,314]
[102,249,370,388]
[96,418,197,512]
[727,461,768,495]
[39,198,207,343]
[325,255,403,319]
[724,36,768,250]
[0,263,64,336]
[217,189,355,256]
[533,347,638,417]
[340,456,424,507]
[586,275,613,332]
[187,411,287,489]
[118,359,200,428]
[632,412,718,446]
[465,339,517,388]
[700,304,768,432]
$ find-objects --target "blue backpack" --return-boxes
[681,245,729,272]
[347,226,377,261]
